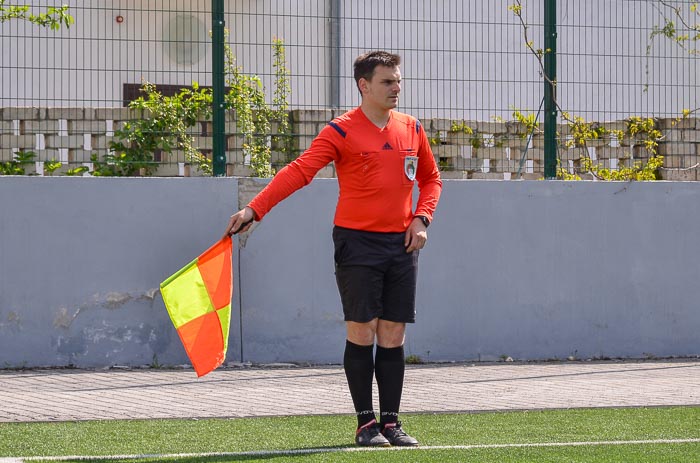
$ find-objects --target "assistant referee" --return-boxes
[225,50,443,447]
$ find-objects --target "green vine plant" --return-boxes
[223,34,292,178]
[93,81,213,177]
[449,120,485,149]
[644,1,699,92]
[494,108,541,140]
[0,0,74,29]
[556,115,664,181]
[509,1,666,181]
[271,37,293,164]
[0,151,85,177]
[450,120,474,135]
[0,149,35,175]
[224,43,271,178]
[651,1,699,55]
[428,130,443,146]
[43,159,62,175]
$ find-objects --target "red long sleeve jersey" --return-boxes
[248,107,443,233]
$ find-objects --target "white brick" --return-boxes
[524,148,545,161]
[453,158,482,171]
[293,135,315,151]
[0,135,36,149]
[445,131,474,146]
[68,121,106,135]
[91,136,114,150]
[475,147,508,160]
[21,120,58,134]
[432,144,461,159]
[291,109,332,123]
[0,148,14,161]
[0,121,14,134]
[153,163,182,177]
[300,122,325,137]
[682,130,700,142]
[223,121,236,134]
[470,172,506,180]
[228,164,254,177]
[559,148,583,162]
[659,143,695,156]
[600,121,627,132]
[95,108,144,121]
[47,108,84,120]
[438,170,469,179]
[67,149,93,163]
[476,121,506,134]
[660,168,697,181]
[663,129,683,142]
[192,136,213,150]
[497,159,519,172]
[3,107,45,120]
[658,117,694,129]
[314,165,336,178]
[227,135,243,150]
[35,149,62,161]
[597,147,627,160]
[44,135,84,149]
[459,145,473,159]
[430,118,452,132]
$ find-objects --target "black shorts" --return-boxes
[333,226,419,323]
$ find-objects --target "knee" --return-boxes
[376,321,406,348]
[346,320,378,346]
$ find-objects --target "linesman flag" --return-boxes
[160,238,232,377]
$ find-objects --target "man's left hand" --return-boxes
[404,217,428,253]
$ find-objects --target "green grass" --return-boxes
[0,407,698,462]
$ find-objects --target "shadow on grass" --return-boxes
[48,445,357,463]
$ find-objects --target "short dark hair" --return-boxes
[353,51,401,93]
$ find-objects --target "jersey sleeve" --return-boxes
[413,120,443,223]
[247,124,343,221]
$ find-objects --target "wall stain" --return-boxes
[53,307,81,329]
[52,288,161,329]
[0,310,21,330]
[103,292,133,309]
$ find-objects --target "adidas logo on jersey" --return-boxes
[381,142,394,150]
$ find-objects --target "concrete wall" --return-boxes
[1,177,699,368]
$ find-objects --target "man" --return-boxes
[224,51,442,447]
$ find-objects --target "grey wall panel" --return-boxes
[1,177,698,367]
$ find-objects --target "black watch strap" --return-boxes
[416,215,430,228]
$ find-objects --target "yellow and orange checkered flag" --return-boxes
[160,238,232,377]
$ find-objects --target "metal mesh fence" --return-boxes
[1,0,698,178]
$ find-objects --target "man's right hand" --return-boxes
[223,206,255,238]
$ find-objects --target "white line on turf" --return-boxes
[3,438,699,462]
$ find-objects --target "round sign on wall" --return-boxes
[163,14,207,65]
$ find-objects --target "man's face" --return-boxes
[359,65,401,110]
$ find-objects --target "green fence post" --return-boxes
[544,0,557,179]
[212,0,226,177]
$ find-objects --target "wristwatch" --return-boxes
[415,215,430,228]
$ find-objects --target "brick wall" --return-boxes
[1,107,698,180]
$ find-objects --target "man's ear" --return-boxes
[358,77,369,95]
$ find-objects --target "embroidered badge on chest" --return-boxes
[404,156,418,181]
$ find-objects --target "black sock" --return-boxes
[375,344,405,427]
[343,340,376,428]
